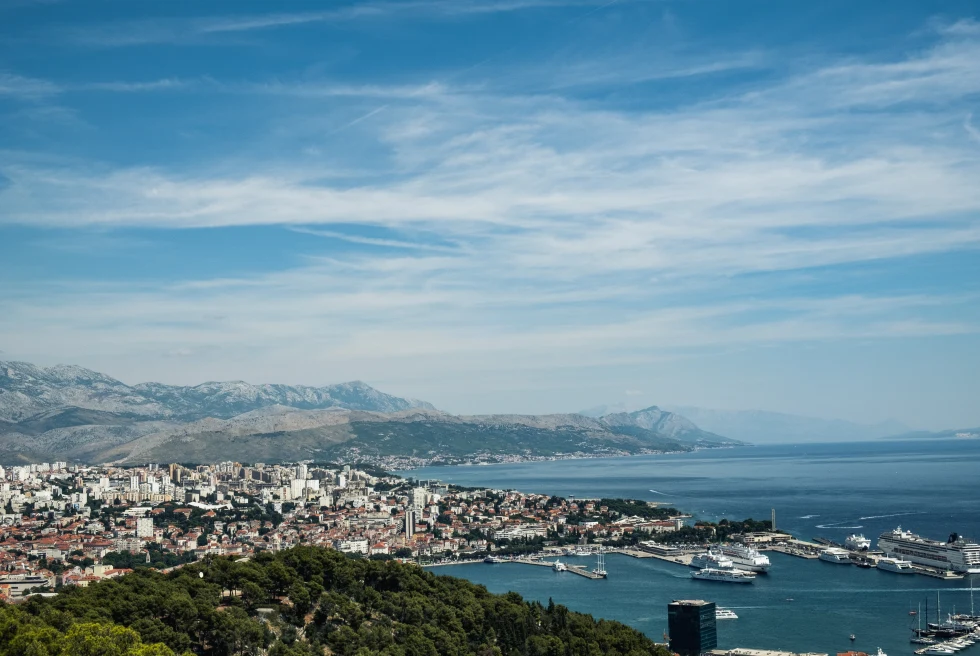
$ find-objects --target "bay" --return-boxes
[407,439,980,655]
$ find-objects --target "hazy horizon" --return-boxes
[2,1,979,429]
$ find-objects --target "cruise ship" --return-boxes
[819,548,852,564]
[691,567,757,584]
[690,550,736,570]
[845,534,872,551]
[718,544,771,573]
[878,527,980,573]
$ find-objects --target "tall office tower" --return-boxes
[404,507,417,538]
[668,600,717,656]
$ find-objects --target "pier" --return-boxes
[504,559,608,580]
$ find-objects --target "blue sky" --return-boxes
[2,1,979,428]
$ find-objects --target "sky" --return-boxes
[1,0,979,429]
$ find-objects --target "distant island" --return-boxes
[0,360,738,467]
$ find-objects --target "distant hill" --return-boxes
[663,405,909,444]
[0,360,736,464]
[886,426,980,440]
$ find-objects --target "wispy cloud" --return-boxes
[0,73,60,99]
[2,10,980,421]
[40,0,621,48]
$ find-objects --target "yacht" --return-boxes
[718,544,771,573]
[877,557,915,574]
[690,551,736,570]
[819,548,852,564]
[552,559,567,572]
[878,527,980,573]
[715,608,739,620]
[845,534,872,551]
[920,647,956,656]
[484,556,503,564]
[691,568,756,584]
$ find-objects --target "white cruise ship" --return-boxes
[845,534,872,551]
[819,548,852,564]
[691,567,756,584]
[690,550,735,570]
[715,609,738,620]
[876,556,915,574]
[718,544,771,573]
[878,527,980,573]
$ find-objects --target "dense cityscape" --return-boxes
[0,460,695,602]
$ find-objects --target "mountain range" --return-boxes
[583,402,910,443]
[0,361,736,465]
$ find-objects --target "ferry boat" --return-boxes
[715,608,738,620]
[552,559,567,572]
[878,527,980,573]
[690,550,736,570]
[845,534,872,551]
[691,567,756,584]
[877,556,915,574]
[818,548,852,564]
[484,556,503,564]
[717,544,771,573]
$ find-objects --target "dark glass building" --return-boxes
[668,599,717,656]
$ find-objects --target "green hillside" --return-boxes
[3,546,670,656]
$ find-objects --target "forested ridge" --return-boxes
[0,546,671,656]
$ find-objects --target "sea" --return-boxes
[406,439,980,656]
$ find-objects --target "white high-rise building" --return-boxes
[412,487,427,508]
[136,517,153,539]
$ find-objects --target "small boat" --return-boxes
[921,647,956,655]
[877,557,916,574]
[820,548,852,564]
[715,609,738,620]
[850,634,856,641]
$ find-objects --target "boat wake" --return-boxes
[816,523,863,529]
[856,512,922,520]
[799,515,819,519]
[648,489,670,496]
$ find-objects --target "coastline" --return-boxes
[389,444,741,474]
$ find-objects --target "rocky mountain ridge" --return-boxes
[0,360,737,465]
[0,360,435,422]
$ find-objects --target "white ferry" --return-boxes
[845,534,872,551]
[818,548,852,564]
[878,527,980,574]
[718,544,771,573]
[691,567,756,584]
[690,550,735,570]
[715,608,739,620]
[552,559,567,572]
[876,556,915,574]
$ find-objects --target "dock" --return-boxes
[766,544,819,560]
[506,559,607,580]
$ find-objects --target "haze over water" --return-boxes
[410,440,980,655]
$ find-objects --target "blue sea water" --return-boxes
[408,440,980,655]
